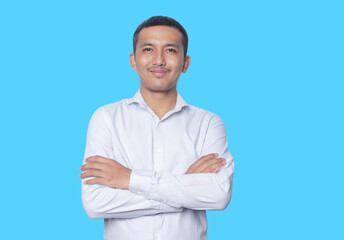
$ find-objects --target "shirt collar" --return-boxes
[127,90,148,108]
[127,89,188,112]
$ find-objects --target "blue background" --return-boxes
[1,0,343,239]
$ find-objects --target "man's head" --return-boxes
[130,16,191,94]
[133,16,188,58]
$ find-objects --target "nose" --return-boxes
[152,49,166,66]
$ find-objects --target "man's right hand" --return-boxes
[186,153,227,174]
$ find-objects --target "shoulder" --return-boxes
[184,103,222,122]
[92,98,130,117]
[88,98,129,125]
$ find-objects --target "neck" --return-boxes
[140,87,177,120]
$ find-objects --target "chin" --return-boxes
[145,85,176,93]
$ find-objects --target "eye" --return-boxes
[143,47,152,52]
[166,48,177,53]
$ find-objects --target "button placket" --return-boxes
[153,121,164,172]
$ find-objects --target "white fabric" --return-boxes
[82,90,234,240]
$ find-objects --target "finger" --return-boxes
[80,162,105,171]
[210,167,221,173]
[187,155,221,174]
[198,157,225,173]
[199,153,219,162]
[80,170,105,179]
[85,178,105,185]
[191,153,219,169]
[207,162,225,173]
[86,155,111,163]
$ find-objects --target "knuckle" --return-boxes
[208,159,217,165]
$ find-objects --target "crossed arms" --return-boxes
[80,108,234,219]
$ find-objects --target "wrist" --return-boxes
[123,168,132,190]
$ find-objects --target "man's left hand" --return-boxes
[79,156,132,190]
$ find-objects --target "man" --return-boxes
[80,16,234,240]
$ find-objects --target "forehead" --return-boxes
[137,25,183,46]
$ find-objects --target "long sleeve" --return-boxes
[81,108,183,219]
[128,114,235,210]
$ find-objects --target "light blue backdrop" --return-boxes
[1,0,343,239]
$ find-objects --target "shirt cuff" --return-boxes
[129,169,160,201]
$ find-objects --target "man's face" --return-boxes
[130,25,190,93]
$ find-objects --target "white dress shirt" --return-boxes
[82,90,234,240]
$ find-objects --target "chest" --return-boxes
[109,110,208,174]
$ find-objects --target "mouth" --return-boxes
[149,67,169,78]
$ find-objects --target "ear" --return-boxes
[129,53,137,71]
[182,55,191,73]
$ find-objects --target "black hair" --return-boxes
[133,16,188,57]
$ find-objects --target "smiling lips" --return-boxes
[149,67,169,78]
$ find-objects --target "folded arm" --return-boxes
[81,108,183,219]
[128,114,235,210]
[81,108,234,217]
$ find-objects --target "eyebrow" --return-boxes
[139,42,180,49]
[139,43,153,48]
[166,43,180,49]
